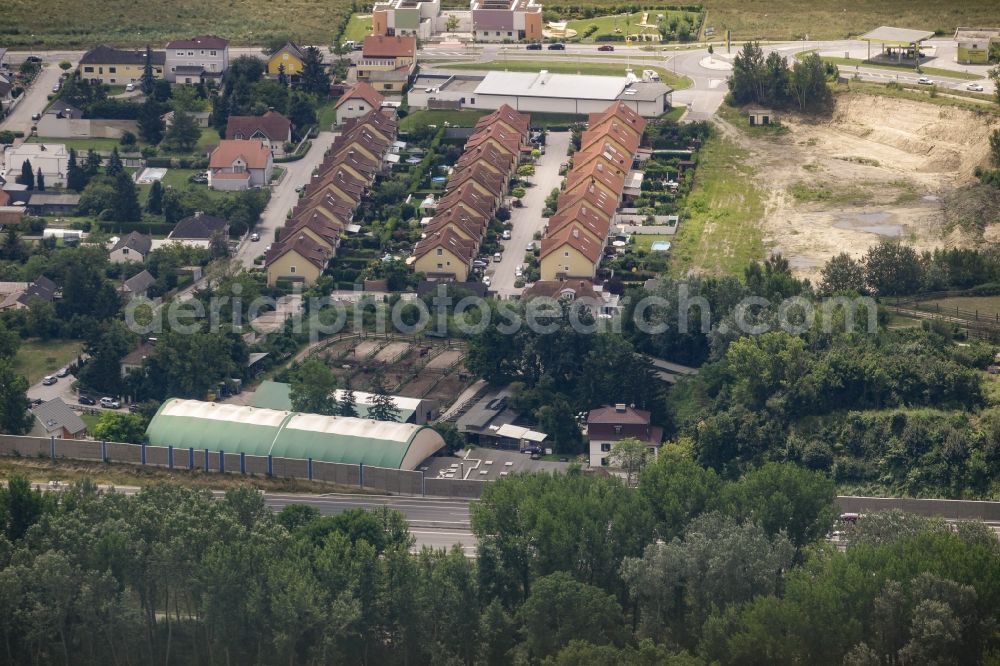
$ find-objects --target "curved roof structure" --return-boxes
[146,399,444,469]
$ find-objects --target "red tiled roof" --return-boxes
[413,227,476,264]
[209,140,271,170]
[465,123,522,155]
[556,182,618,220]
[565,158,627,198]
[546,199,611,242]
[456,143,515,175]
[335,82,385,111]
[474,104,530,137]
[587,404,652,426]
[523,279,601,302]
[225,111,291,142]
[587,101,647,136]
[445,163,504,198]
[265,234,332,270]
[283,214,342,247]
[438,182,497,219]
[362,35,417,59]
[167,35,229,49]
[540,223,604,264]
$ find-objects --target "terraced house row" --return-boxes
[410,104,531,282]
[264,99,400,286]
[539,101,647,282]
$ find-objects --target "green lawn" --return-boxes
[194,127,221,154]
[565,10,701,43]
[668,135,764,277]
[400,109,488,132]
[446,60,692,90]
[796,51,981,81]
[912,296,1000,318]
[317,101,338,130]
[632,234,673,251]
[29,136,127,152]
[80,413,101,432]
[13,339,83,385]
[340,14,374,45]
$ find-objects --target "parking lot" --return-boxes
[489,131,571,298]
[421,447,571,481]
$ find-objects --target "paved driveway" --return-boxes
[0,59,67,141]
[233,130,338,268]
[490,130,571,298]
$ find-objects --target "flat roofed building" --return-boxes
[471,0,543,42]
[859,26,936,62]
[146,398,445,470]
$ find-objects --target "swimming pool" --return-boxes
[432,176,448,183]
[650,240,672,252]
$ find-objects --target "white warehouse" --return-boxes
[410,70,673,117]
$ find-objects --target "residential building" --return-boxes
[225,111,292,155]
[0,276,59,311]
[208,140,273,190]
[122,270,156,300]
[522,279,619,317]
[2,143,70,188]
[267,42,306,78]
[169,212,230,242]
[586,404,662,468]
[411,227,476,281]
[0,72,16,113]
[334,83,387,126]
[27,192,80,216]
[79,45,165,85]
[372,0,442,39]
[109,231,152,264]
[357,35,417,93]
[264,234,332,286]
[545,199,611,245]
[31,398,87,439]
[471,0,543,42]
[120,340,155,377]
[539,224,604,281]
[164,35,229,83]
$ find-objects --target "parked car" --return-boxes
[482,275,492,287]
[31,113,41,121]
[51,83,60,93]
[493,252,503,262]
[597,45,615,52]
[478,255,492,264]
[26,56,42,63]
[547,43,566,50]
[125,82,135,92]
[515,264,524,277]
[526,43,543,50]
[30,398,43,407]
[78,395,96,406]
[967,82,984,92]
[100,397,121,409]
[526,241,536,252]
[250,233,260,242]
[502,229,511,240]
[917,77,934,85]
[41,376,57,386]
[56,367,71,378]
[472,259,488,268]
[128,404,140,413]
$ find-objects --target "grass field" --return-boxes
[565,10,700,43]
[340,14,373,44]
[29,136,127,152]
[913,296,1000,318]
[795,52,982,81]
[632,234,673,251]
[446,59,692,90]
[13,339,83,385]
[668,134,764,277]
[543,0,1000,41]
[400,108,592,132]
[317,101,338,130]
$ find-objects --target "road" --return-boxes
[233,130,338,268]
[490,130,571,298]
[0,62,66,151]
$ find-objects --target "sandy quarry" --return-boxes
[730,93,1000,280]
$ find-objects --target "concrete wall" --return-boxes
[34,117,139,139]
[0,434,478,497]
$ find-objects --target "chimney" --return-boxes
[615,403,626,413]
[572,228,579,238]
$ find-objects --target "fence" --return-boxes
[0,434,486,499]
[884,298,1000,342]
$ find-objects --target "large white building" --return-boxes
[165,35,229,83]
[410,70,673,117]
[2,143,70,188]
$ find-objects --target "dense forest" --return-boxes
[0,464,998,665]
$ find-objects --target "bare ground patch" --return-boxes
[729,93,1000,280]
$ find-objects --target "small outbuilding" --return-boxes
[748,108,776,126]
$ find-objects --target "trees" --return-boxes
[729,41,766,105]
[17,159,34,190]
[990,64,1000,105]
[289,357,338,415]
[819,252,867,295]
[111,171,142,222]
[277,62,288,87]
[445,14,460,32]
[863,240,923,296]
[285,90,317,133]
[161,109,200,152]
[607,437,651,487]
[789,52,832,112]
[35,168,45,192]
[0,360,33,435]
[138,97,166,144]
[92,412,148,444]
[0,475,45,541]
[104,147,123,177]
[146,179,163,214]
[338,383,358,417]
[367,370,400,421]
[990,128,1000,168]
[300,46,330,96]
[141,45,155,95]
[66,147,87,191]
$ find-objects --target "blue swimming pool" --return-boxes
[650,241,672,252]
[432,176,448,183]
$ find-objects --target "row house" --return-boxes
[265,105,399,286]
[411,104,530,282]
[539,101,646,282]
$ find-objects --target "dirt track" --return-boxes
[730,93,1000,280]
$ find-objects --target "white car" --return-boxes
[250,233,260,242]
[515,265,524,278]
[125,82,135,92]
[917,77,934,85]
[966,83,984,92]
[100,397,120,409]
[526,241,536,252]
[493,252,502,262]
[502,229,511,240]
[482,275,492,287]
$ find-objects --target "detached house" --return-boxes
[208,140,273,190]
[225,111,292,156]
[79,45,165,85]
[357,35,417,93]
[169,212,230,243]
[165,35,229,83]
[334,83,386,126]
[267,42,306,78]
[587,404,662,468]
[31,398,87,440]
[109,231,152,264]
